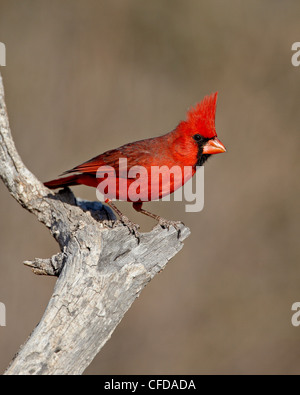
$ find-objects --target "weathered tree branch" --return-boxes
[0,72,190,375]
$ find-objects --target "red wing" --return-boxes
[62,140,155,179]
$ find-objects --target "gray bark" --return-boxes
[0,72,190,375]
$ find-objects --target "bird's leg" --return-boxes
[132,202,183,238]
[105,199,140,240]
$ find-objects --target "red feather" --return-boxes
[44,92,224,203]
[175,92,218,139]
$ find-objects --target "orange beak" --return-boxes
[202,137,226,155]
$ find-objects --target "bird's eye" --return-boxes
[193,134,202,142]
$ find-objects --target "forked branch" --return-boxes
[0,72,190,375]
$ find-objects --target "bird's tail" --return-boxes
[44,174,81,189]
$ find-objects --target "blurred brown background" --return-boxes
[0,0,299,374]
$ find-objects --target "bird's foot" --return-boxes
[102,217,140,242]
[120,215,141,242]
[157,218,184,238]
[102,219,119,229]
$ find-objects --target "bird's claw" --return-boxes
[102,219,119,229]
[102,218,140,242]
[158,218,184,239]
[120,216,141,242]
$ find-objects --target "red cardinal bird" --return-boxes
[44,92,226,236]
